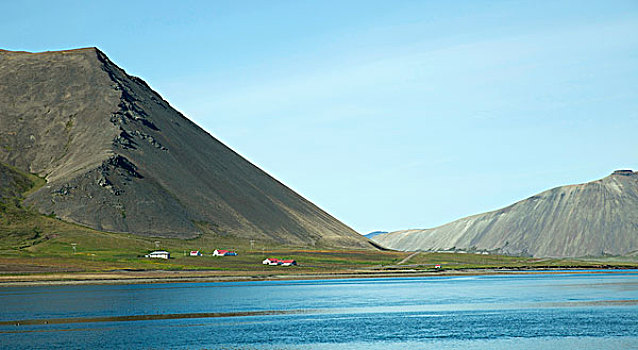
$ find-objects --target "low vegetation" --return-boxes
[1,163,636,282]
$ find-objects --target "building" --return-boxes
[189,251,202,256]
[280,259,297,266]
[263,258,296,266]
[146,251,170,259]
[263,258,280,265]
[213,249,237,257]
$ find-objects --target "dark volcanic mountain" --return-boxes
[373,171,638,257]
[0,48,373,249]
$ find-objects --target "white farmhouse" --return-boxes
[146,251,170,259]
[263,258,280,265]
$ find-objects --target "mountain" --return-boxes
[364,231,388,239]
[0,48,373,249]
[373,170,638,257]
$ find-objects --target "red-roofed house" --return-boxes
[263,258,280,265]
[214,249,237,257]
[280,259,297,266]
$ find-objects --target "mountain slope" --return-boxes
[373,171,638,257]
[0,162,48,249]
[0,48,372,249]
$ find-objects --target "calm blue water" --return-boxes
[1,271,637,349]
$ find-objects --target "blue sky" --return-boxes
[2,1,637,234]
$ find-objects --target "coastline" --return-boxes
[2,267,636,287]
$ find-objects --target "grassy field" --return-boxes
[2,229,637,279]
[1,163,637,282]
[2,217,637,279]
[404,251,638,269]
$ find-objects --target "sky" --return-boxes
[2,1,637,234]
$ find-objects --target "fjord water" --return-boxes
[1,271,637,349]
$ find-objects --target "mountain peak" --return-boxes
[0,48,373,249]
[611,169,636,176]
[0,47,102,56]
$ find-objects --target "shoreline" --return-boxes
[1,266,636,287]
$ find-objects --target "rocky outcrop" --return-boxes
[373,171,638,257]
[0,48,373,249]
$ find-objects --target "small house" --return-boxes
[190,251,202,257]
[213,249,238,257]
[263,258,280,265]
[146,251,170,259]
[434,264,441,269]
[280,259,297,266]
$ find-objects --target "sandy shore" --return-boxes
[1,267,636,287]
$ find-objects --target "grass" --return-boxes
[4,234,409,273]
[1,162,637,280]
[400,251,638,270]
[0,163,50,250]
[3,233,636,278]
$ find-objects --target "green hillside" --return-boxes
[1,161,636,279]
[0,162,404,273]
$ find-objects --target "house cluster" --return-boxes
[144,251,300,267]
[262,258,297,266]
[145,249,238,259]
[188,249,238,257]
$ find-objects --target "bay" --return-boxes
[1,271,637,349]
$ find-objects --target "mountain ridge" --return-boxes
[0,47,373,249]
[373,171,638,257]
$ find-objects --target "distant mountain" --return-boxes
[364,231,388,239]
[0,48,374,249]
[373,171,638,257]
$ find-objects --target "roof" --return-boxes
[216,249,229,253]
[281,259,295,263]
[150,251,169,254]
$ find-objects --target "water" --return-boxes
[1,271,637,349]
